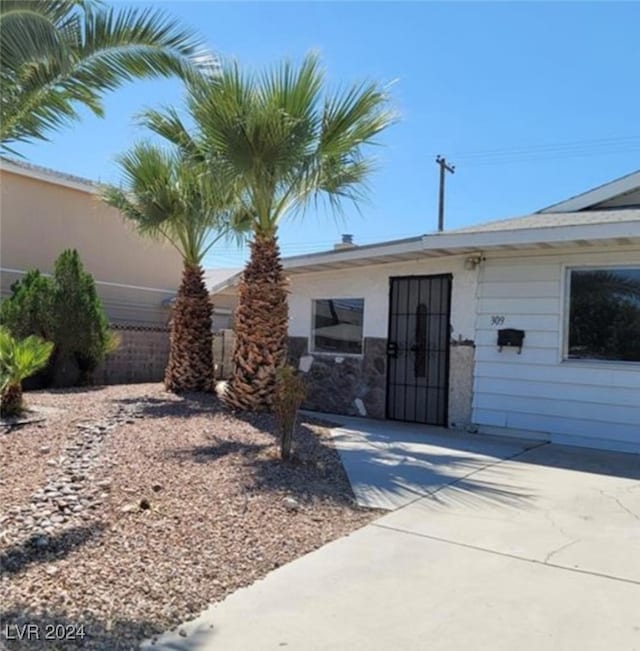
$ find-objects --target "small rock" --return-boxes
[139,498,151,511]
[283,497,301,512]
[46,459,57,467]
[178,629,187,638]
[121,503,138,514]
[152,484,163,493]
[39,446,51,454]
[32,534,49,549]
[96,480,112,490]
[45,566,59,576]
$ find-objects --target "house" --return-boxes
[0,157,182,382]
[212,170,640,453]
[204,268,242,331]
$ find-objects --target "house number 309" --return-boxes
[491,315,505,326]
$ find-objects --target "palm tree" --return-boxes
[0,0,212,151]
[0,327,54,416]
[151,53,394,410]
[102,141,248,392]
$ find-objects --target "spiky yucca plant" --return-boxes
[0,327,54,416]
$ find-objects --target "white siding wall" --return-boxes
[289,255,477,341]
[473,246,640,452]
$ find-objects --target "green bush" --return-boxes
[273,366,307,461]
[0,327,54,416]
[52,249,114,384]
[0,249,117,386]
[0,270,56,340]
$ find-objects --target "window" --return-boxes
[312,298,364,354]
[568,267,640,362]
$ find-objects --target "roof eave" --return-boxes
[277,221,640,275]
[538,170,640,213]
[0,158,98,194]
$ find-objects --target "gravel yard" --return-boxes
[0,384,376,650]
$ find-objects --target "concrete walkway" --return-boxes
[144,417,640,651]
[325,414,542,509]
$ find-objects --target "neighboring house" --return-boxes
[211,170,640,453]
[204,268,241,330]
[0,157,183,382]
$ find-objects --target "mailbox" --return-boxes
[497,328,525,354]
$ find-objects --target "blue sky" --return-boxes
[15,1,640,268]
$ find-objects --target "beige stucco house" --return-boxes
[0,157,183,382]
[0,157,182,324]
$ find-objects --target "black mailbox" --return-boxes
[497,328,525,354]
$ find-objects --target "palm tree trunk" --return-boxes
[165,263,214,392]
[224,235,289,411]
[1,383,23,417]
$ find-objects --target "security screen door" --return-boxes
[386,274,452,425]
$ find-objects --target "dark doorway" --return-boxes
[386,274,452,425]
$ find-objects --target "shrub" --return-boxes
[0,250,117,386]
[0,271,57,387]
[0,270,56,340]
[52,249,114,384]
[0,327,54,416]
[273,366,307,461]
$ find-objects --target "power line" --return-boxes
[450,134,640,158]
[429,135,640,166]
[459,146,640,167]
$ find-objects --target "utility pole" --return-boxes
[436,155,455,232]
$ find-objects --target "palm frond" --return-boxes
[138,105,202,160]
[0,326,54,387]
[183,52,394,235]
[102,140,245,266]
[0,0,212,149]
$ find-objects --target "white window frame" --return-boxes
[310,297,365,356]
[562,263,640,366]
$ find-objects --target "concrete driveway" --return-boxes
[145,417,640,651]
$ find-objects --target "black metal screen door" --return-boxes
[386,274,452,425]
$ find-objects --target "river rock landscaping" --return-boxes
[0,384,376,650]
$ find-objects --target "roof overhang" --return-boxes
[0,157,97,194]
[539,169,640,213]
[208,219,640,293]
[283,220,640,274]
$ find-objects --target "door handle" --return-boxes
[386,342,398,358]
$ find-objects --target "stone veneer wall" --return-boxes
[289,336,475,427]
[288,337,387,419]
[96,326,169,385]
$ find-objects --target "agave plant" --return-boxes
[0,327,54,416]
